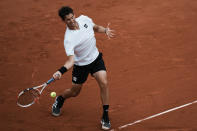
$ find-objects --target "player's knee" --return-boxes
[100,80,108,88]
[72,90,80,97]
[71,86,81,97]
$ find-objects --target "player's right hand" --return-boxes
[53,71,62,80]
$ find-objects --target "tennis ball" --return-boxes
[50,92,56,98]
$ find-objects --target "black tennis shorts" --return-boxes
[72,53,106,84]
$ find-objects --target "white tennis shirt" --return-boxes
[64,15,99,66]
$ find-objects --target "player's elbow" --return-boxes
[68,55,75,64]
[67,59,74,69]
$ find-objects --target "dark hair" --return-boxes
[58,6,74,21]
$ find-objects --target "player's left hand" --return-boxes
[105,23,115,39]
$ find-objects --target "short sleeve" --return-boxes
[87,17,95,26]
[64,39,74,56]
[82,15,95,26]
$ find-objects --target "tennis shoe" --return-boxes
[52,96,64,116]
[101,117,111,130]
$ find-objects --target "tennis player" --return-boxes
[52,6,114,130]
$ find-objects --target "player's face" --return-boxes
[64,13,77,29]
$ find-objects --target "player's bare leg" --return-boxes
[93,70,111,130]
[93,71,109,105]
[52,83,82,116]
[62,83,82,99]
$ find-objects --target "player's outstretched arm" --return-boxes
[93,23,115,39]
[53,55,74,80]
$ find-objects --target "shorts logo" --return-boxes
[73,77,77,82]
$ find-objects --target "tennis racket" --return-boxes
[17,78,55,108]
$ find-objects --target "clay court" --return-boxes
[1,0,197,130]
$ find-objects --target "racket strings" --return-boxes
[17,89,40,106]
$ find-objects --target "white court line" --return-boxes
[110,100,197,131]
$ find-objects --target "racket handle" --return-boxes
[47,78,55,84]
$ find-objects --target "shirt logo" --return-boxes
[84,24,88,28]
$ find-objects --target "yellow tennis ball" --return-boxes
[50,92,56,98]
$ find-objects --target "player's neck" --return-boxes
[68,22,79,30]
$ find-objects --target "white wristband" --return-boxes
[105,28,108,34]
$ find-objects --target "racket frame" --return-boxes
[17,78,54,107]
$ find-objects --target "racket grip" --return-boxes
[47,78,55,84]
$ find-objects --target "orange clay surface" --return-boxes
[0,0,197,130]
